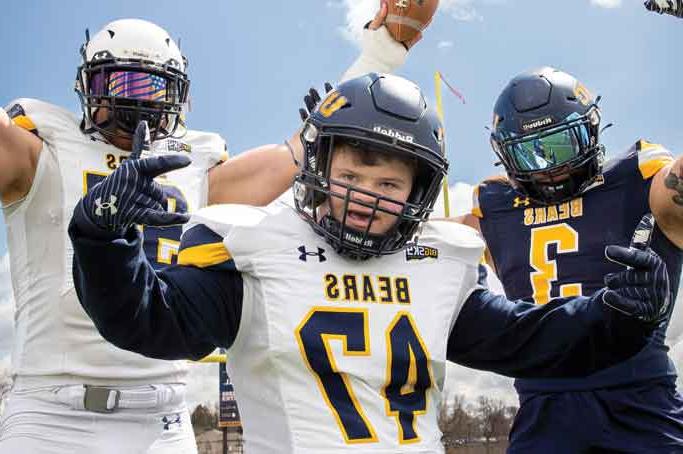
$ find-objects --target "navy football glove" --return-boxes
[298,83,334,121]
[81,121,191,234]
[645,0,683,18]
[602,214,670,324]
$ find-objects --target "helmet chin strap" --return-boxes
[320,214,385,259]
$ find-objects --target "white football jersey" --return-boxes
[189,203,484,453]
[3,98,226,387]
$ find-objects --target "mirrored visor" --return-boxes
[90,71,168,101]
[508,124,590,172]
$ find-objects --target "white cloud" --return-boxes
[440,0,484,22]
[337,0,486,46]
[590,0,622,8]
[337,0,377,45]
[437,40,454,50]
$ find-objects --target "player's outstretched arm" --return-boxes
[69,122,243,360]
[0,104,42,205]
[207,3,419,206]
[69,215,243,361]
[651,155,683,248]
[447,245,670,378]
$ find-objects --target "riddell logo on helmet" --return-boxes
[373,125,415,143]
[521,117,553,131]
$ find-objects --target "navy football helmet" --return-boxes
[294,73,448,259]
[490,67,604,204]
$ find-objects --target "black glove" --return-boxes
[299,83,334,121]
[602,244,670,324]
[78,121,192,236]
[645,0,683,18]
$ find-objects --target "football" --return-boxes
[385,0,439,43]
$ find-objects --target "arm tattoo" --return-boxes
[664,170,683,206]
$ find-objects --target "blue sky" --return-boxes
[0,0,681,255]
[0,0,681,406]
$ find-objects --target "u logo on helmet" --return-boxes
[573,83,593,106]
[319,91,348,118]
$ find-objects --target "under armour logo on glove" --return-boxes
[644,0,683,18]
[80,121,192,234]
[94,196,118,216]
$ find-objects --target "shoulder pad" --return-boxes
[635,139,674,179]
[5,98,79,143]
[184,204,272,239]
[419,220,485,267]
[178,223,234,270]
[6,100,37,136]
[183,129,229,167]
[472,175,512,218]
[481,174,510,185]
[184,203,291,239]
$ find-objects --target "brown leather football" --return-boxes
[385,0,439,43]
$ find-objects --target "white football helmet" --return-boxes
[75,18,189,141]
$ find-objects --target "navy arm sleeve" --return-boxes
[447,288,649,378]
[68,203,243,361]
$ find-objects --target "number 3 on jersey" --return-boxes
[83,170,188,269]
[530,223,582,305]
[296,308,433,445]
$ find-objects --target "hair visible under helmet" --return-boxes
[294,73,448,260]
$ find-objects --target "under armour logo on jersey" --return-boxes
[298,246,326,262]
[161,413,182,430]
[513,196,530,207]
[94,196,118,216]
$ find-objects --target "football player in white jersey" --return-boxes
[0,18,227,454]
[68,73,671,454]
[0,6,423,452]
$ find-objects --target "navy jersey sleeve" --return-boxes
[68,203,243,361]
[447,288,649,378]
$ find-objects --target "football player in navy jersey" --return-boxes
[456,67,683,453]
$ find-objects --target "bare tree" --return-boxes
[439,394,479,447]
[477,396,509,445]
[191,403,218,434]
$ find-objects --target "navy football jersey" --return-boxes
[475,140,682,392]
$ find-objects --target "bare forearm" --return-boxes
[663,156,683,208]
[652,155,683,249]
[208,138,301,206]
[0,107,42,202]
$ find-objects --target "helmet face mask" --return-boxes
[75,19,190,143]
[490,68,604,205]
[294,74,448,260]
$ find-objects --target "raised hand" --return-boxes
[602,214,670,323]
[299,83,334,122]
[645,0,683,18]
[81,121,192,234]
